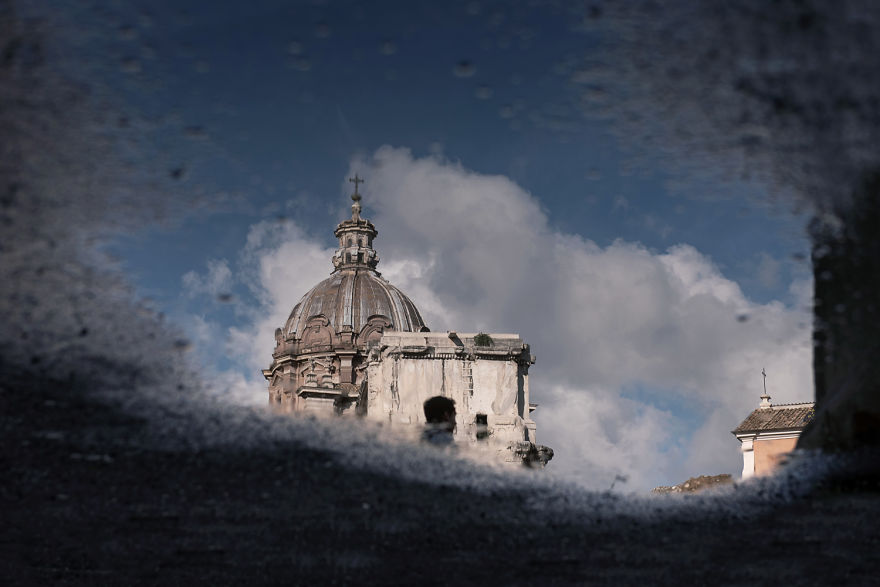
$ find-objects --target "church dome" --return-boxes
[282,175,427,343]
[284,269,426,339]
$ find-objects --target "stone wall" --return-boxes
[365,331,537,454]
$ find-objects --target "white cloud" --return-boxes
[538,386,684,491]
[351,147,812,489]
[182,259,234,298]
[789,276,813,312]
[177,221,337,407]
[192,146,813,491]
[228,220,336,387]
[756,252,782,289]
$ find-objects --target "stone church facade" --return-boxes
[263,179,552,466]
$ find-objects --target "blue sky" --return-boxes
[45,0,816,489]
[100,0,811,300]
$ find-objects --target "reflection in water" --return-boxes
[2,1,880,581]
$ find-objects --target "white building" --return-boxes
[732,392,813,479]
[264,179,552,466]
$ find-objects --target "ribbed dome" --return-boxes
[284,268,426,339]
[279,176,428,344]
[267,177,430,413]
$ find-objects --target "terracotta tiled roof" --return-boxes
[732,402,814,434]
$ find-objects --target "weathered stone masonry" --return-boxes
[264,178,552,466]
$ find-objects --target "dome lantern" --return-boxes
[331,175,380,271]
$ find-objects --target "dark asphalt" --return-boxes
[2,373,879,586]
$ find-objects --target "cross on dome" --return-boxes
[348,174,364,221]
[349,174,364,201]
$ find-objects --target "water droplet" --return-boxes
[315,22,331,38]
[120,58,141,73]
[453,61,476,78]
[173,339,192,351]
[813,244,831,258]
[184,126,206,139]
[475,86,493,99]
[118,25,137,41]
[380,40,396,55]
[291,57,311,72]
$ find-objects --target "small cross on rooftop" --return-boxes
[349,175,364,201]
[760,367,772,408]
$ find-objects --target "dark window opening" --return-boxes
[475,413,488,441]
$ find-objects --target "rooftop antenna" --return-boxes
[760,367,772,408]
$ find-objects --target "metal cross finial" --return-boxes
[759,367,772,408]
[349,175,364,200]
